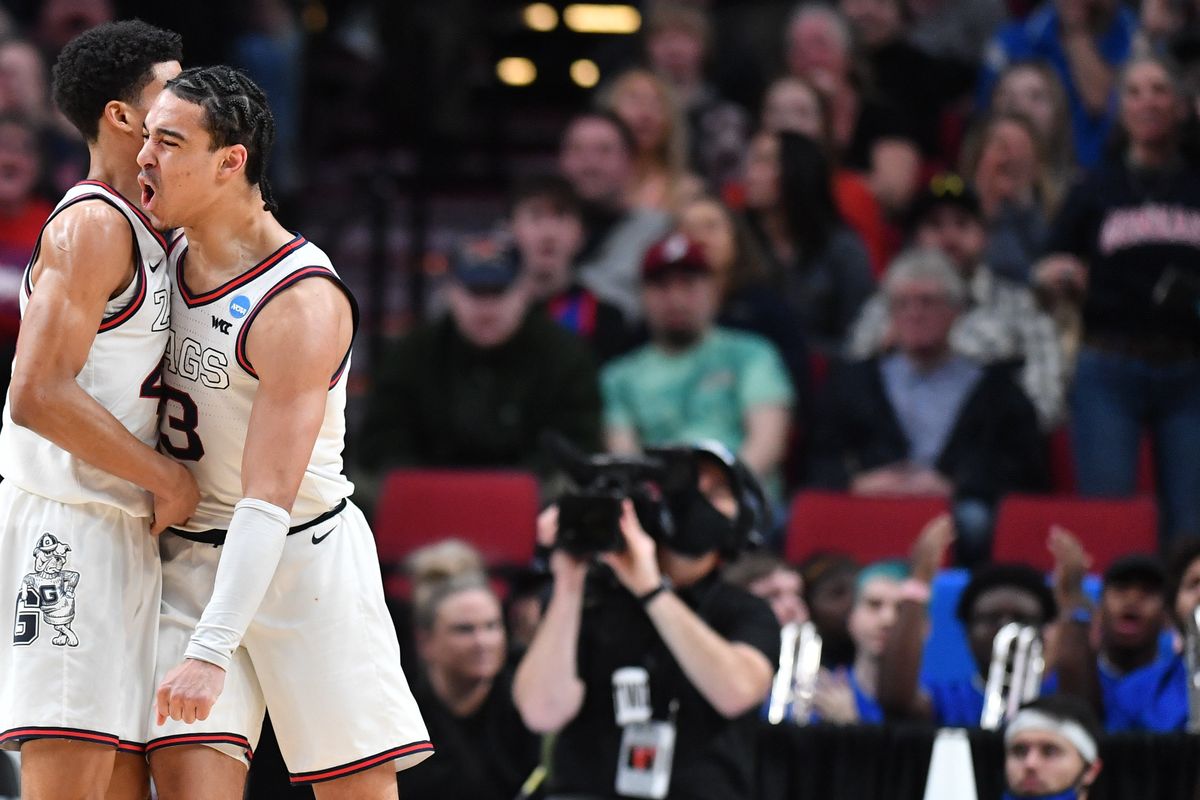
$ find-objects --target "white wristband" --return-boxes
[184,498,290,670]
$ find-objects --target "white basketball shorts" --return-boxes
[0,481,160,754]
[147,499,433,785]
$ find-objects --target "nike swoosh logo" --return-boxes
[311,524,337,545]
[149,259,164,273]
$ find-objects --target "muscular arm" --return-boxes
[9,202,195,531]
[643,592,775,718]
[512,560,588,733]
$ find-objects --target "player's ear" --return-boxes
[217,144,248,181]
[102,99,136,136]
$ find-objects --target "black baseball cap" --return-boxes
[907,173,983,232]
[1103,554,1167,591]
[450,242,521,294]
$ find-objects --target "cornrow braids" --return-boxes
[165,66,279,213]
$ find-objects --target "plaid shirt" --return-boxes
[846,265,1066,430]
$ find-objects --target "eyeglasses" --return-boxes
[929,173,966,198]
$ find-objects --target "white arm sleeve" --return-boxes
[184,497,290,670]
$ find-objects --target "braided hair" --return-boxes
[164,66,279,213]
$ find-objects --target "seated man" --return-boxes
[1004,695,1104,800]
[723,552,808,628]
[359,240,603,480]
[847,178,1066,430]
[508,174,630,363]
[1054,543,1186,732]
[559,110,671,319]
[812,561,907,725]
[602,233,794,501]
[513,445,780,800]
[879,515,1059,726]
[812,248,1049,565]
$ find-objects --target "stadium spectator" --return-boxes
[759,75,894,274]
[0,114,51,403]
[1054,540,1186,733]
[799,553,860,669]
[1038,54,1200,543]
[991,61,1078,191]
[597,68,703,214]
[0,38,86,194]
[644,3,749,192]
[508,175,630,364]
[723,552,809,627]
[838,0,977,163]
[359,240,602,480]
[1003,695,1104,800]
[1168,535,1200,641]
[959,112,1055,284]
[878,515,1059,724]
[815,249,1049,564]
[848,178,1067,430]
[743,130,875,355]
[513,452,780,800]
[906,0,1007,64]
[978,0,1139,168]
[812,560,908,724]
[601,232,794,499]
[398,542,541,800]
[678,194,812,422]
[559,110,671,320]
[785,3,922,212]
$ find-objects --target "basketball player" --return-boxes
[0,21,195,800]
[137,66,431,799]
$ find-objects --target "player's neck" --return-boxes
[183,199,292,279]
[85,142,142,209]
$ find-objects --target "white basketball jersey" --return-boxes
[0,181,171,517]
[162,233,356,532]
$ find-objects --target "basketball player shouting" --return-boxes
[0,21,196,800]
[137,66,431,799]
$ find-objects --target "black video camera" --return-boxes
[546,436,699,557]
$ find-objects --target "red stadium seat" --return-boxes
[1047,427,1157,495]
[784,491,951,565]
[992,495,1159,573]
[373,468,540,587]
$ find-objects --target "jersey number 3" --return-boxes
[141,365,204,461]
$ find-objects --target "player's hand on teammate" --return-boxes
[151,461,201,535]
[156,658,226,725]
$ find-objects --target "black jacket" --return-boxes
[808,357,1048,501]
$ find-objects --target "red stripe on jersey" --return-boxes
[98,256,147,332]
[177,235,307,308]
[76,179,167,250]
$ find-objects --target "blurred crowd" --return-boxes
[4,0,1200,798]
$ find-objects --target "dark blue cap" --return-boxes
[450,241,521,293]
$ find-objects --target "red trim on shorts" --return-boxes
[146,731,254,760]
[288,740,435,785]
[1,726,121,749]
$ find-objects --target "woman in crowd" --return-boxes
[397,543,541,800]
[598,67,703,213]
[990,61,1076,195]
[743,129,874,355]
[960,111,1054,284]
[1038,54,1200,544]
[760,74,892,274]
[679,193,811,412]
[784,3,922,213]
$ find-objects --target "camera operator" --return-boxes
[512,445,780,800]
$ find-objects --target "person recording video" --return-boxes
[512,443,781,800]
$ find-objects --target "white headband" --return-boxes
[1005,709,1098,764]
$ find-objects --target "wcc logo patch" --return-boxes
[12,532,81,647]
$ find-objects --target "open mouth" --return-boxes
[138,175,157,210]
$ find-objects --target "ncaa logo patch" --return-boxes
[229,295,251,319]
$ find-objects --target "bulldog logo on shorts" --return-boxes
[12,532,81,647]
